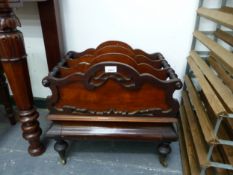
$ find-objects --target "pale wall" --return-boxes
[13,0,230,98]
[58,0,199,99]
[15,2,50,98]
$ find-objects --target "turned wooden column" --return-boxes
[0,1,45,156]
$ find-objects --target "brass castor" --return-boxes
[157,142,171,167]
[54,139,68,165]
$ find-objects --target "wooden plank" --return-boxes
[198,89,233,165]
[211,147,229,175]
[214,29,233,46]
[218,127,233,165]
[197,7,233,29]
[182,91,208,167]
[48,114,177,123]
[188,58,226,116]
[179,104,201,175]
[178,120,191,175]
[193,31,233,75]
[225,118,233,136]
[219,7,233,14]
[199,91,230,175]
[46,123,178,141]
[209,56,233,92]
[184,75,216,144]
[190,51,233,113]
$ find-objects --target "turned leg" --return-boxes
[157,142,171,167]
[0,64,16,125]
[0,6,45,156]
[54,139,68,165]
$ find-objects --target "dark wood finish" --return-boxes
[157,142,172,167]
[54,139,68,165]
[59,54,168,80]
[47,122,177,165]
[43,42,182,117]
[44,41,182,166]
[0,2,45,156]
[47,114,177,123]
[47,123,178,141]
[0,64,16,125]
[37,0,63,71]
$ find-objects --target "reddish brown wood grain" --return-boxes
[38,0,63,71]
[57,80,168,111]
[43,42,182,118]
[60,54,168,79]
[48,114,177,123]
[0,4,45,156]
[47,122,178,142]
[44,42,181,165]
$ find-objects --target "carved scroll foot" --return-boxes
[157,142,171,167]
[20,109,45,156]
[54,139,68,165]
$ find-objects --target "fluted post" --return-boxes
[0,1,45,156]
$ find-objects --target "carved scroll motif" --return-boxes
[43,41,183,118]
[53,105,173,117]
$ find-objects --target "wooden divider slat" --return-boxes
[179,104,201,175]
[190,51,233,112]
[188,57,226,116]
[184,75,216,144]
[193,31,233,75]
[198,90,230,175]
[209,56,233,92]
[225,118,233,136]
[182,91,208,166]
[211,148,230,175]
[218,127,233,165]
[219,7,233,14]
[197,7,233,29]
[214,29,233,46]
[178,119,191,175]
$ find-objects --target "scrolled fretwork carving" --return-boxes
[54,105,174,117]
[89,73,136,89]
[44,61,181,116]
[43,41,182,118]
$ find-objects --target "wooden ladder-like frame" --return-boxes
[179,0,233,174]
